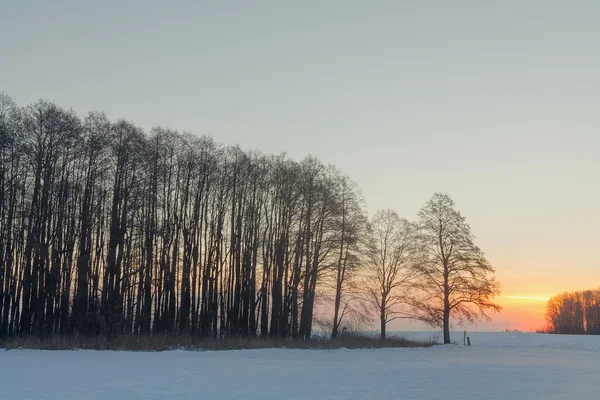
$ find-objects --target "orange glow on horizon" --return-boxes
[491,294,550,332]
[502,295,550,302]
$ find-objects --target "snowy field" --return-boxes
[1,332,599,399]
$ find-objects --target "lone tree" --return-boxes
[364,209,416,340]
[413,193,500,344]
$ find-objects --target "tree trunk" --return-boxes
[443,309,450,344]
[380,303,386,340]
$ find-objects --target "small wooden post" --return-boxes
[467,336,471,346]
[463,331,467,346]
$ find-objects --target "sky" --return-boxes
[2,0,599,331]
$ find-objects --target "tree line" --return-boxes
[0,92,500,343]
[545,289,600,334]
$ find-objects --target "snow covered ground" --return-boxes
[1,332,599,399]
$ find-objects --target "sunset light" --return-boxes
[502,295,550,302]
[2,1,599,399]
[490,295,552,332]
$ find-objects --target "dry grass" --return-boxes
[0,333,436,351]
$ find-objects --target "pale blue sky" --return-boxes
[2,1,599,328]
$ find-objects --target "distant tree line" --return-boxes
[0,92,500,343]
[545,289,600,334]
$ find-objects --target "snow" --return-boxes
[1,332,599,399]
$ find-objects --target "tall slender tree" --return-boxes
[329,174,367,338]
[364,209,416,340]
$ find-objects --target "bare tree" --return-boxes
[0,92,20,338]
[329,174,367,338]
[0,92,378,342]
[72,111,111,334]
[412,193,501,344]
[546,289,600,334]
[364,209,416,340]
